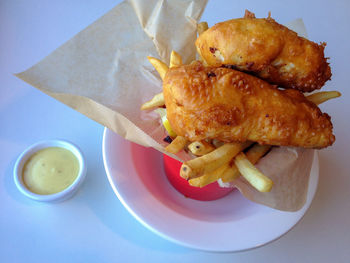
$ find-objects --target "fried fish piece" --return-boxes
[163,62,335,148]
[195,10,331,92]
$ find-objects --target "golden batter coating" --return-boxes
[195,10,331,92]
[163,62,334,148]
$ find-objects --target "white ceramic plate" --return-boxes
[102,128,319,252]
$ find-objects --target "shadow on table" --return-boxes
[250,150,344,255]
[2,140,190,254]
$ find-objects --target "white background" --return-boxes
[1,0,349,262]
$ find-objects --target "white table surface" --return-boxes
[1,0,349,262]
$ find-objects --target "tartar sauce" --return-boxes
[22,147,79,195]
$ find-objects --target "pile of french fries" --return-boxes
[141,22,341,193]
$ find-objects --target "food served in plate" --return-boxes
[141,11,340,193]
[195,10,332,92]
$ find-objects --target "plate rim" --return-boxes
[102,128,319,252]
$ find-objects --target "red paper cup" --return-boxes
[163,154,234,201]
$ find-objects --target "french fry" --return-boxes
[306,91,341,105]
[197,22,208,35]
[165,136,188,154]
[189,163,241,188]
[180,141,252,180]
[197,22,209,63]
[245,144,272,163]
[188,141,215,156]
[190,144,271,187]
[220,165,240,184]
[147,56,168,80]
[221,144,271,183]
[169,50,183,68]
[234,152,273,192]
[140,92,165,110]
[189,163,229,188]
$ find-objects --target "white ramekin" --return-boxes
[14,140,87,202]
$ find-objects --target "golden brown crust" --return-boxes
[195,11,331,92]
[163,62,335,148]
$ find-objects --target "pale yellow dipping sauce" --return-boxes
[23,147,80,195]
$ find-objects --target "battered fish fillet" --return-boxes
[163,62,334,148]
[195,10,331,92]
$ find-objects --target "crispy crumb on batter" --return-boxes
[195,11,332,92]
[163,62,334,148]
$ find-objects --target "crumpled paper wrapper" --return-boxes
[16,0,315,211]
[219,147,314,211]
